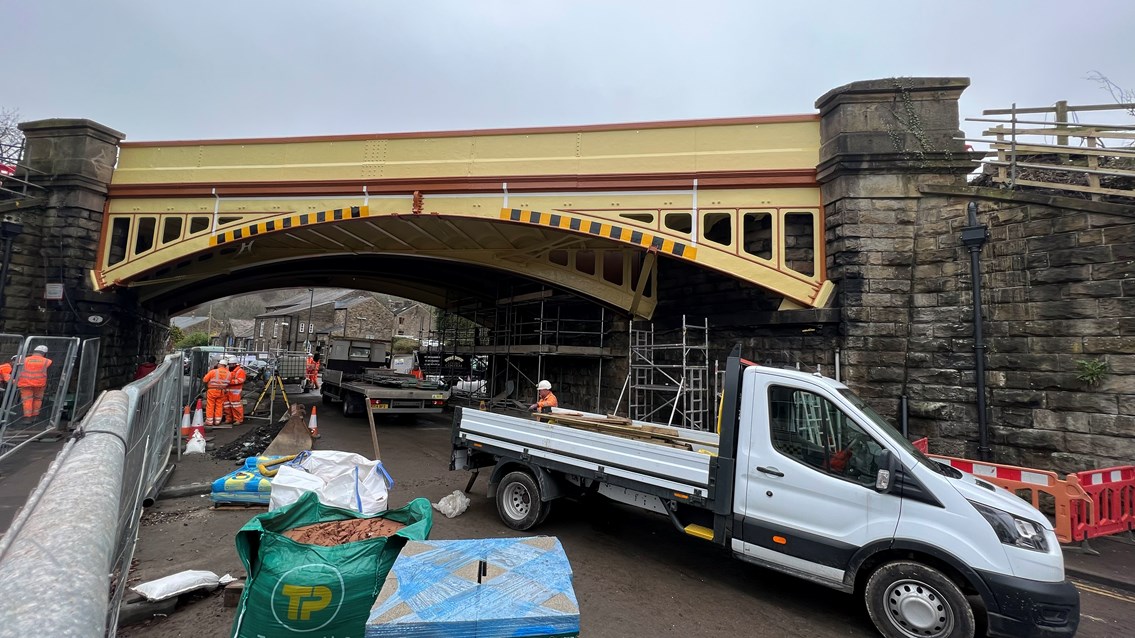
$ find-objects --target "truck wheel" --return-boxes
[496,471,548,531]
[342,394,357,417]
[865,561,974,638]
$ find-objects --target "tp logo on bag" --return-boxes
[271,564,345,631]
[282,585,331,620]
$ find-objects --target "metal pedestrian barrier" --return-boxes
[0,335,80,462]
[70,337,102,423]
[929,454,1091,545]
[0,353,182,636]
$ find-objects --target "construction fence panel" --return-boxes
[0,332,22,436]
[106,353,182,629]
[182,346,224,407]
[71,337,102,422]
[1069,466,1135,542]
[0,354,183,635]
[0,335,80,462]
[929,454,1090,544]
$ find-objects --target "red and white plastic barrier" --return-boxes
[1069,466,1135,542]
[929,454,1090,544]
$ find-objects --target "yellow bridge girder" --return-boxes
[98,115,833,316]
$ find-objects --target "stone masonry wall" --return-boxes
[972,194,1135,471]
[4,120,168,392]
[817,79,1135,473]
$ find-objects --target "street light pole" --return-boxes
[961,201,991,461]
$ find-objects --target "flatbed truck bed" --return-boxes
[321,368,451,417]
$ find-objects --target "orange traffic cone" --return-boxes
[308,406,320,439]
[191,399,206,439]
[180,404,192,437]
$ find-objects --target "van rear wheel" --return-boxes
[865,561,974,638]
[496,471,548,531]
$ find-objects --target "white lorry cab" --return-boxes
[451,347,1079,638]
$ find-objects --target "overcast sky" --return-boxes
[8,0,1134,143]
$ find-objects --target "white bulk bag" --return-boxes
[268,450,393,514]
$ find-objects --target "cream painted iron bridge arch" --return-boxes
[94,114,834,317]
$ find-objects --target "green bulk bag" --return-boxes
[231,490,433,638]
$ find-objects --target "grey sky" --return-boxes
[8,0,1134,142]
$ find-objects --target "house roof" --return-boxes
[263,288,355,312]
[229,319,255,339]
[258,289,404,315]
[257,289,372,318]
[394,302,429,316]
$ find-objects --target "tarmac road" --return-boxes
[117,398,1134,637]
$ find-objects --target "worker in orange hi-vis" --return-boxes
[528,379,558,414]
[305,354,321,391]
[202,358,231,427]
[0,355,14,392]
[17,345,53,421]
[224,359,247,425]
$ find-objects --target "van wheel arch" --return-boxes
[849,544,994,629]
[487,460,568,502]
[852,546,984,596]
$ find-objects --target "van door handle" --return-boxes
[756,466,784,477]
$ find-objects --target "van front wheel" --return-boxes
[865,561,974,638]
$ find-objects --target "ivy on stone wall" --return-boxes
[884,77,954,168]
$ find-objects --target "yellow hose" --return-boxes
[257,454,298,477]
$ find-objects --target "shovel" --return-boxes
[263,403,314,457]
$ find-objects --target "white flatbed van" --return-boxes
[451,347,1078,638]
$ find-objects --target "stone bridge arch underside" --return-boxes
[96,115,833,318]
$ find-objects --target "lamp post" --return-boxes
[961,201,991,461]
[305,288,315,352]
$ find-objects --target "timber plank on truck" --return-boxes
[456,410,715,496]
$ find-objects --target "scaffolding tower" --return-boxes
[624,316,710,430]
[424,287,614,412]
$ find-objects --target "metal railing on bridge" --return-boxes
[0,353,182,636]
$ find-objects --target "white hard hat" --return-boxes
[537,380,552,391]
[33,345,48,354]
[218,357,229,365]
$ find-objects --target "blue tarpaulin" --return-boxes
[366,536,579,638]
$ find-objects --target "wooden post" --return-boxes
[1086,133,1101,201]
[365,402,382,460]
[1055,100,1070,165]
[1055,100,1069,146]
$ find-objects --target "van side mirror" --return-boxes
[874,450,899,493]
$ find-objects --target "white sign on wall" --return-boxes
[44,283,64,300]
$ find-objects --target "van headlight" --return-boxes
[969,501,1049,552]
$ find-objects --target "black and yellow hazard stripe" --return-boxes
[500,208,698,259]
[210,206,370,246]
